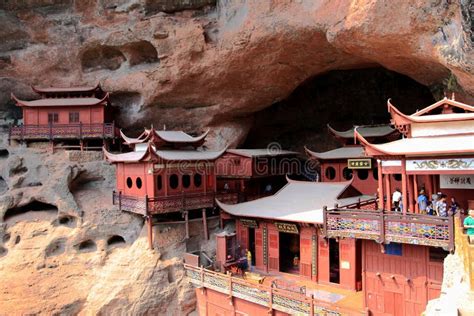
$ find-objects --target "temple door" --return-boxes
[318,236,330,283]
[255,227,264,271]
[268,225,279,272]
[339,238,356,290]
[237,221,248,252]
[299,227,312,279]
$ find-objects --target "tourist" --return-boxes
[426,201,434,215]
[246,249,253,272]
[450,197,459,214]
[431,193,440,216]
[417,189,428,214]
[392,188,402,212]
[463,209,474,244]
[437,195,448,217]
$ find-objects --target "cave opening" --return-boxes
[3,200,58,222]
[243,67,435,152]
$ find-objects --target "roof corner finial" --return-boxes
[451,92,455,101]
[163,124,166,131]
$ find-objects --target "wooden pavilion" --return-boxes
[9,83,117,150]
[104,127,238,248]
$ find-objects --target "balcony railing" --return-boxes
[184,264,368,316]
[9,122,116,140]
[113,190,239,216]
[323,208,455,251]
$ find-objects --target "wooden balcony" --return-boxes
[323,208,455,251]
[9,122,116,141]
[184,264,368,316]
[113,190,239,216]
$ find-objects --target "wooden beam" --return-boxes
[202,208,208,240]
[184,211,189,239]
[147,216,153,249]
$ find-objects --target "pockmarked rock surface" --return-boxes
[0,133,206,315]
[0,0,472,145]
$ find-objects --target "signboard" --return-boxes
[274,222,299,234]
[348,158,372,169]
[407,158,474,171]
[240,219,258,228]
[440,175,474,189]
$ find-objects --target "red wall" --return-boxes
[320,161,379,195]
[215,154,252,178]
[23,105,105,125]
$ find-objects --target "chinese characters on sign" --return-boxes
[440,175,474,189]
[274,222,299,234]
[348,159,372,169]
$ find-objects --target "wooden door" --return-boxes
[255,227,264,271]
[299,227,312,278]
[268,226,279,272]
[237,221,248,252]
[318,236,329,283]
[383,291,404,316]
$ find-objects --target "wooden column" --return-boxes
[401,159,408,215]
[377,160,384,210]
[427,175,433,199]
[408,174,414,213]
[385,173,391,211]
[147,216,153,250]
[202,208,208,240]
[413,175,419,213]
[184,211,189,239]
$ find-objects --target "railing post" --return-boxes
[49,122,53,140]
[448,212,454,252]
[102,121,105,138]
[20,123,24,141]
[322,206,328,237]
[380,210,385,244]
[268,286,273,312]
[200,265,204,287]
[118,191,122,211]
[310,294,314,316]
[79,121,83,139]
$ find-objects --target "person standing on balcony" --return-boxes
[417,189,428,214]
[464,209,474,244]
[437,195,448,217]
[246,249,253,272]
[450,197,459,214]
[392,188,402,212]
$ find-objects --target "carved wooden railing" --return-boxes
[113,190,239,216]
[323,208,455,251]
[9,122,116,140]
[184,264,368,316]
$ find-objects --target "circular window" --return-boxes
[126,177,133,189]
[393,174,402,181]
[373,168,379,180]
[169,174,179,189]
[182,174,191,188]
[325,167,336,180]
[194,174,202,187]
[136,177,142,189]
[357,169,369,180]
[342,167,353,180]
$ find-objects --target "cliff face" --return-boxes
[0,0,472,146]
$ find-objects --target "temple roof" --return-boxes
[11,93,109,107]
[304,146,366,160]
[31,83,101,94]
[355,131,474,157]
[226,148,299,158]
[328,124,397,139]
[388,98,474,125]
[103,143,226,163]
[120,128,209,147]
[216,179,374,224]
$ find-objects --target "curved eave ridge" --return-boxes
[154,146,227,161]
[154,129,210,143]
[31,82,101,94]
[304,145,365,160]
[327,123,396,139]
[10,92,109,107]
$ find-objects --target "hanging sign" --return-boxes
[348,158,372,169]
[274,222,299,234]
[440,175,474,189]
[240,219,258,228]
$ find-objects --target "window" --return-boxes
[126,177,133,189]
[325,166,336,180]
[373,168,379,180]
[357,169,369,180]
[136,177,142,189]
[194,174,202,187]
[182,174,191,188]
[48,113,59,123]
[342,167,353,180]
[169,174,179,189]
[393,174,402,181]
[156,175,162,190]
[385,243,402,256]
[69,112,80,123]
[429,248,449,262]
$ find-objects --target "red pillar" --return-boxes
[202,208,209,240]
[401,159,408,215]
[413,175,419,213]
[385,173,391,211]
[377,160,384,210]
[147,216,153,249]
[408,174,414,213]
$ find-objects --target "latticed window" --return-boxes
[48,113,58,123]
[69,112,80,123]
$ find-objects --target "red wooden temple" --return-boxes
[104,127,238,248]
[305,124,400,195]
[183,97,470,315]
[9,83,117,150]
[215,149,300,201]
